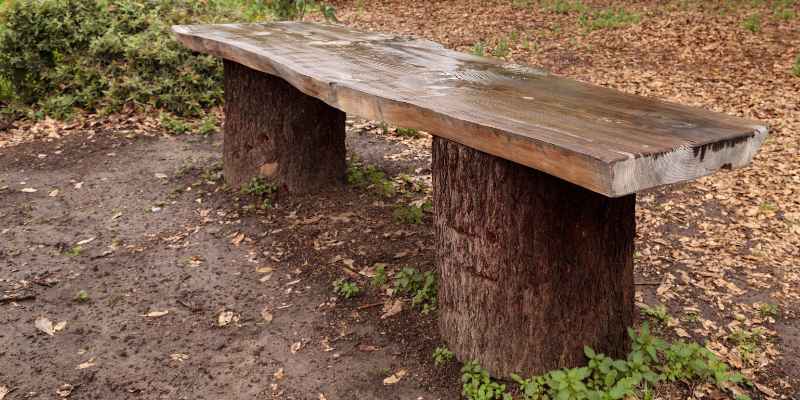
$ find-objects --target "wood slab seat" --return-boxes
[172,22,768,378]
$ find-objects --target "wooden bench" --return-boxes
[172,22,767,378]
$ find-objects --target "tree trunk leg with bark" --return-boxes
[433,137,636,379]
[223,60,346,193]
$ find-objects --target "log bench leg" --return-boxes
[433,137,635,378]
[223,60,346,192]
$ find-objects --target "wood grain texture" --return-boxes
[433,137,635,378]
[172,22,767,197]
[223,60,346,192]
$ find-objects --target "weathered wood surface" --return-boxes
[433,136,635,377]
[172,22,767,197]
[223,60,346,192]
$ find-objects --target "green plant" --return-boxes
[65,245,83,257]
[241,176,275,197]
[491,38,510,58]
[580,7,641,31]
[371,263,387,287]
[507,323,750,400]
[395,127,421,138]
[640,304,672,325]
[198,113,218,136]
[772,0,796,20]
[727,327,766,365]
[462,361,512,400]
[75,290,90,302]
[758,302,780,318]
[433,346,455,366]
[394,267,437,313]
[160,113,190,135]
[346,160,396,197]
[332,278,361,299]
[471,41,486,56]
[793,54,800,77]
[742,14,762,32]
[393,201,432,224]
[0,0,235,119]
[546,0,588,15]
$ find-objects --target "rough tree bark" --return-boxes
[223,60,346,192]
[434,137,636,378]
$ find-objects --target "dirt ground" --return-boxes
[1,1,799,399]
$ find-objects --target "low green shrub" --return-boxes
[394,266,437,313]
[462,323,750,400]
[0,0,334,120]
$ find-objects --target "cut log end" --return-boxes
[433,137,636,378]
[223,60,346,193]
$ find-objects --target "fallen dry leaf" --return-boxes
[256,266,274,274]
[218,310,236,327]
[358,344,379,352]
[261,308,273,323]
[143,310,169,318]
[231,232,246,246]
[76,358,95,370]
[0,385,9,400]
[35,317,55,336]
[76,237,95,246]
[273,368,285,381]
[49,189,59,197]
[381,299,403,319]
[56,383,74,398]
[20,188,37,193]
[290,341,303,354]
[383,369,407,385]
[170,353,189,362]
[754,382,779,398]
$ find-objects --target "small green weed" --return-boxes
[491,38,510,58]
[462,361,512,400]
[580,8,641,31]
[198,113,218,136]
[640,304,672,325]
[65,245,83,257]
[394,267,437,313]
[160,113,190,135]
[793,54,800,77]
[75,290,90,303]
[395,127,421,138]
[471,41,486,57]
[728,327,766,365]
[346,160,395,197]
[742,14,762,32]
[512,0,533,8]
[433,346,455,366]
[545,0,588,14]
[371,263,388,287]
[393,201,432,225]
[240,176,276,209]
[772,0,797,20]
[241,176,275,197]
[333,278,361,299]
[758,303,780,318]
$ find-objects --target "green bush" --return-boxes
[0,0,240,118]
[0,0,333,119]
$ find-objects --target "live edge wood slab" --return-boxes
[172,22,767,378]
